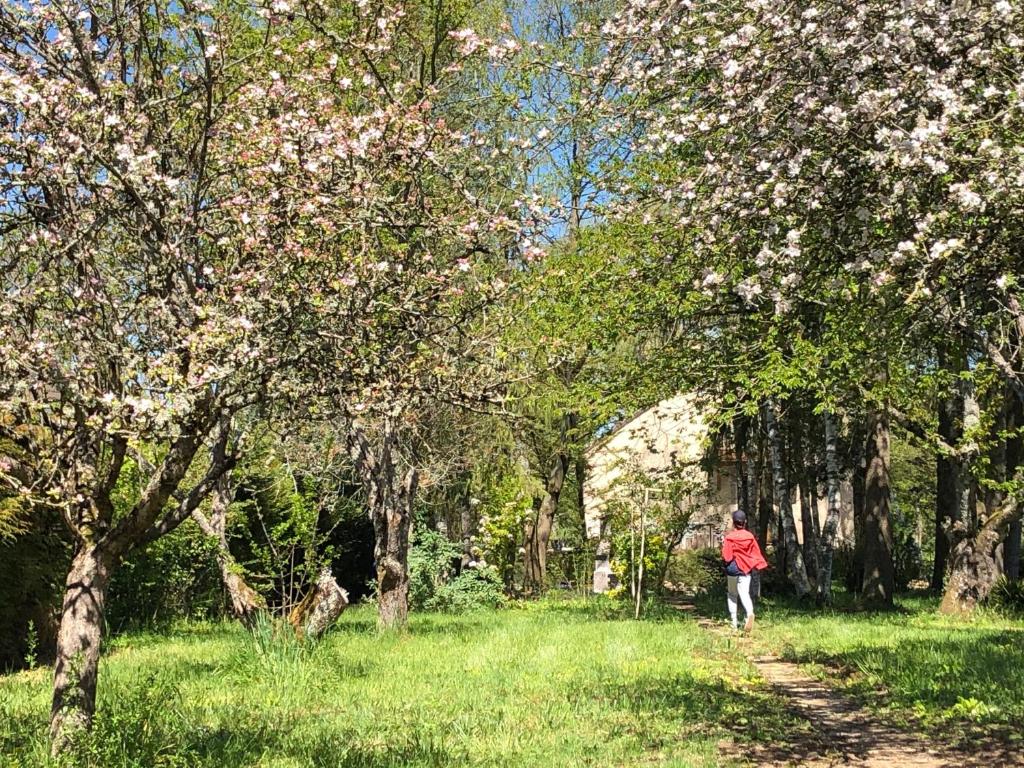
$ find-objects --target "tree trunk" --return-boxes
[50,545,115,752]
[848,447,867,594]
[350,423,418,630]
[799,475,819,588]
[1006,397,1022,582]
[862,406,895,607]
[932,364,964,590]
[375,467,416,629]
[818,412,843,604]
[941,471,1023,613]
[192,473,264,627]
[756,435,772,554]
[288,568,349,640]
[765,401,811,597]
[523,451,568,595]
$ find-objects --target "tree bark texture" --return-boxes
[799,475,819,587]
[818,413,843,604]
[756,439,772,554]
[932,371,964,590]
[941,470,1023,613]
[288,568,349,640]
[522,452,568,595]
[862,406,895,606]
[50,546,114,752]
[191,473,265,628]
[847,449,867,594]
[765,402,811,597]
[350,424,418,630]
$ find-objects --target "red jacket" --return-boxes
[722,529,768,575]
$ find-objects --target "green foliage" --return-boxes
[987,578,1024,615]
[476,471,529,591]
[409,529,507,613]
[430,568,508,613]
[408,528,461,610]
[22,622,37,671]
[0,505,69,670]
[666,548,724,594]
[108,523,223,632]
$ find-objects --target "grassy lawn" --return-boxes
[4,595,1021,767]
[735,591,1024,744]
[0,599,795,768]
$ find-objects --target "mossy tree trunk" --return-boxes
[191,472,265,628]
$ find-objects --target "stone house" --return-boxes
[584,394,854,592]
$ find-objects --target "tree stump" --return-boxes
[288,568,349,640]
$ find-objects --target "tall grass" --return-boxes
[0,599,789,768]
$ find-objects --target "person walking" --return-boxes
[721,509,768,632]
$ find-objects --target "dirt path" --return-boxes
[663,596,1013,768]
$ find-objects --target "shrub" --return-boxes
[409,529,507,613]
[665,547,721,594]
[408,529,461,610]
[430,567,508,613]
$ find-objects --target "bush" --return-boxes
[107,521,222,632]
[409,529,507,613]
[408,529,461,610]
[665,547,721,593]
[430,567,508,613]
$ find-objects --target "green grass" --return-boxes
[4,594,1021,767]
[0,599,795,768]
[743,591,1024,743]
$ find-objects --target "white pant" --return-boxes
[727,574,754,628]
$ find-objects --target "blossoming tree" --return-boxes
[597,0,1024,609]
[0,0,521,747]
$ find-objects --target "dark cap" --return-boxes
[732,509,747,526]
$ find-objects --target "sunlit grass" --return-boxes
[0,599,791,768]
[746,591,1024,740]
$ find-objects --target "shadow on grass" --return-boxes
[669,588,1024,761]
[570,669,840,763]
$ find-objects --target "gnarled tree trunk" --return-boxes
[288,568,349,640]
[862,406,895,607]
[350,423,418,630]
[191,473,264,628]
[50,544,115,752]
[941,471,1022,613]
[523,451,568,595]
[765,401,810,597]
